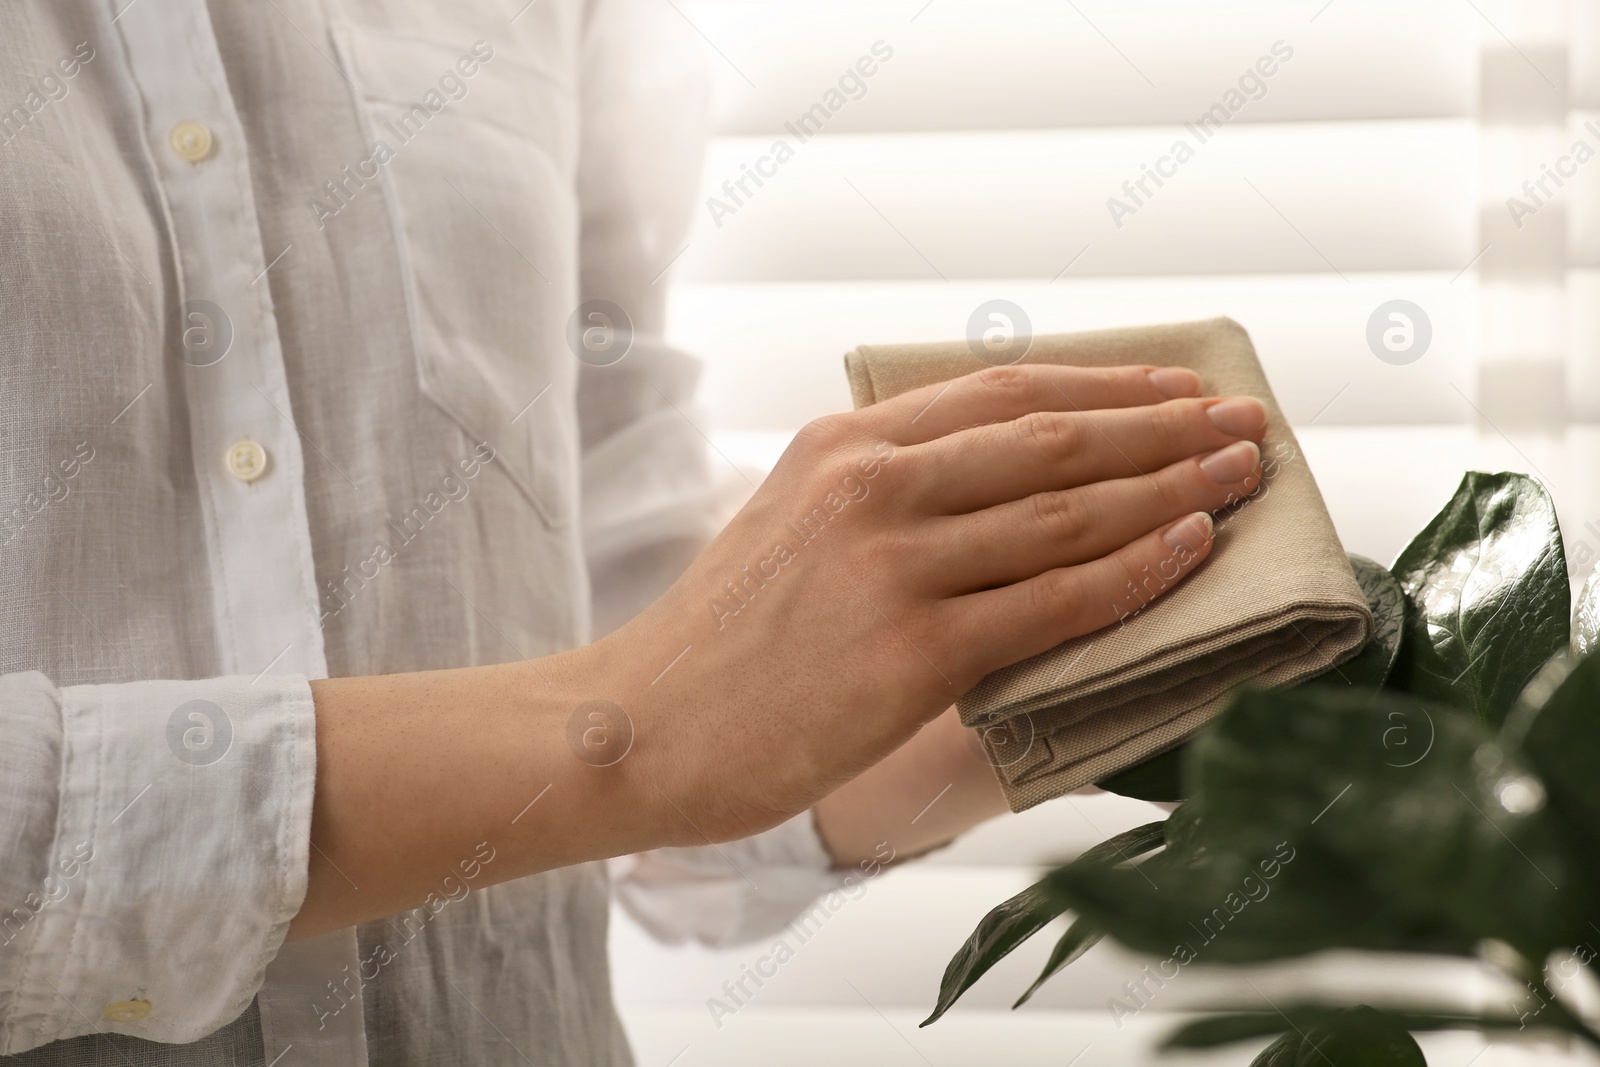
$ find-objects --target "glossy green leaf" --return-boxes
[1388,472,1570,728]
[1049,687,1581,966]
[1185,687,1580,959]
[1574,561,1600,658]
[1249,1007,1425,1067]
[1160,797,1205,852]
[1505,652,1600,860]
[1164,1006,1535,1052]
[1085,819,1173,863]
[1012,808,1201,1005]
[923,881,1057,1028]
[923,820,1165,1026]
[1012,914,1103,1008]
[1305,555,1407,692]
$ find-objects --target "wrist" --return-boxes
[533,638,704,855]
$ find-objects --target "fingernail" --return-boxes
[1206,396,1267,437]
[1199,440,1260,484]
[1161,512,1213,553]
[1147,367,1200,398]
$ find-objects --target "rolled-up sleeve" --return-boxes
[576,0,745,637]
[0,670,315,1055]
[612,813,848,948]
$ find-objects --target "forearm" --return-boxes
[812,707,1009,867]
[291,651,677,940]
[292,665,1003,940]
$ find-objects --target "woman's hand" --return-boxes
[295,363,1264,939]
[580,362,1266,845]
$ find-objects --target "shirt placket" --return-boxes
[107,1,367,1064]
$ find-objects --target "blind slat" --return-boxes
[681,121,1477,282]
[669,273,1478,429]
[682,0,1478,135]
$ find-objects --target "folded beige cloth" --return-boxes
[844,317,1372,811]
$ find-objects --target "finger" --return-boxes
[861,363,1202,445]
[906,395,1268,514]
[923,441,1260,594]
[939,512,1216,676]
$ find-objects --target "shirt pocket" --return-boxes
[331,24,579,529]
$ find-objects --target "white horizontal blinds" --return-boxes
[684,123,1479,281]
[672,277,1479,429]
[1473,1,1600,570]
[1572,0,1600,567]
[688,0,1478,132]
[666,0,1600,569]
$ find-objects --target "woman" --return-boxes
[0,0,1264,1062]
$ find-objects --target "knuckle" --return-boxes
[812,454,860,493]
[1153,399,1194,441]
[1151,470,1193,514]
[921,605,969,670]
[882,523,924,561]
[1031,490,1089,543]
[1016,410,1080,462]
[1028,567,1080,624]
[869,445,913,495]
[797,413,854,452]
[858,523,921,576]
[972,364,1035,400]
[1113,550,1146,597]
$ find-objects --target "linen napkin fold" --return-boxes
[844,316,1372,811]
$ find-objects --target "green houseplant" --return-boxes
[926,472,1600,1065]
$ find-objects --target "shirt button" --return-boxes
[225,439,268,483]
[103,999,152,1023]
[168,120,214,162]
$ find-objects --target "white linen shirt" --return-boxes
[0,1,839,1064]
